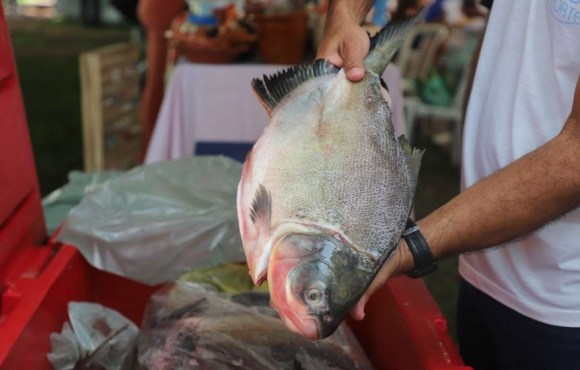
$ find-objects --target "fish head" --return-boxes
[268,232,369,339]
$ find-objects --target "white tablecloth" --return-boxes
[145,62,405,163]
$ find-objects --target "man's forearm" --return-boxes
[356,120,580,309]
[419,117,580,263]
[327,0,374,24]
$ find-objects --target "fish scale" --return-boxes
[264,74,412,259]
[237,13,424,339]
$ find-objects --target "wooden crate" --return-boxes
[80,42,141,172]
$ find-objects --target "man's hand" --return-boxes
[350,239,414,320]
[316,18,369,81]
[316,0,373,82]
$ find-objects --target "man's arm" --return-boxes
[316,0,374,81]
[351,77,580,320]
[422,87,580,259]
[317,0,580,320]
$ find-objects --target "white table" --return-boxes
[145,62,406,163]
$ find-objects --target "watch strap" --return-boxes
[402,219,437,278]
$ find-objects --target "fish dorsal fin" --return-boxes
[365,11,423,75]
[250,184,272,227]
[398,135,424,181]
[252,59,339,114]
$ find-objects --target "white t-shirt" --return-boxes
[459,0,580,327]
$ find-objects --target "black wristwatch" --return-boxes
[401,219,437,278]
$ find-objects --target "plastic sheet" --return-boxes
[47,302,139,370]
[57,157,245,285]
[137,282,374,370]
[42,170,121,234]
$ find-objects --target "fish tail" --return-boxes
[364,10,423,75]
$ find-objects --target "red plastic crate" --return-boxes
[0,4,470,369]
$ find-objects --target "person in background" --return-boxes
[372,0,389,26]
[110,0,140,24]
[413,0,486,26]
[462,0,487,18]
[317,0,580,369]
[391,0,433,21]
[423,0,444,22]
[137,0,186,158]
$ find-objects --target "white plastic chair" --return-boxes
[403,25,482,165]
[403,59,471,165]
[393,23,450,95]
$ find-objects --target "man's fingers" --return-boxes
[341,35,369,82]
[349,267,390,321]
[316,28,370,82]
[349,247,404,321]
[345,67,366,81]
[350,296,368,321]
[316,38,344,68]
[324,52,344,68]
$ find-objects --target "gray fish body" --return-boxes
[237,14,423,338]
[258,71,414,265]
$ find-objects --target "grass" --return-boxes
[8,15,462,342]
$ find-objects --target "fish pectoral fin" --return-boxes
[398,135,425,181]
[250,247,270,286]
[252,60,339,114]
[250,184,272,230]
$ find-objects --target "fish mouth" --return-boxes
[318,323,337,339]
[269,269,321,338]
[266,226,362,339]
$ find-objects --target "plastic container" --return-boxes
[0,4,470,369]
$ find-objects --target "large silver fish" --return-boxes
[237,15,424,339]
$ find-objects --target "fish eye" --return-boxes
[306,288,323,304]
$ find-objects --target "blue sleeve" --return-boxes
[424,0,444,22]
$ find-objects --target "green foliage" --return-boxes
[8,18,131,195]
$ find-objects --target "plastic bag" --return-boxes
[57,157,245,285]
[42,170,121,235]
[137,282,374,370]
[47,302,139,370]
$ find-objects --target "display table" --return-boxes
[145,62,406,163]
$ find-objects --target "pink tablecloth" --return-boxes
[145,62,405,163]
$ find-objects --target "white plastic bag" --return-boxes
[47,302,139,370]
[42,170,121,234]
[57,157,245,285]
